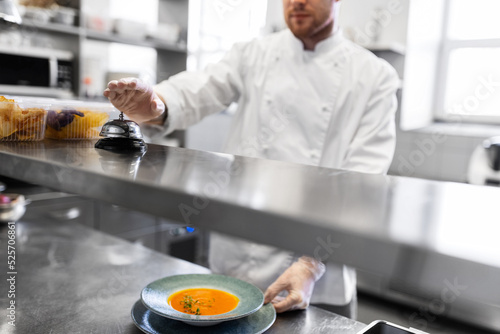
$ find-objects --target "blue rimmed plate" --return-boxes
[131,300,276,334]
[141,274,264,326]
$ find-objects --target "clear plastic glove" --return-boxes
[103,78,166,124]
[264,256,326,313]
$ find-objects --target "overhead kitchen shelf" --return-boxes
[83,30,187,53]
[6,0,189,99]
[22,18,82,36]
[20,19,187,53]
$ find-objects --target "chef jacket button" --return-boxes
[322,106,329,112]
[310,151,319,159]
[266,99,272,105]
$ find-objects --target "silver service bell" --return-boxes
[95,112,147,152]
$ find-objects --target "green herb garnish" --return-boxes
[179,294,215,315]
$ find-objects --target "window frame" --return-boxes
[434,0,500,125]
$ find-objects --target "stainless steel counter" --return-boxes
[0,217,365,333]
[1,140,500,331]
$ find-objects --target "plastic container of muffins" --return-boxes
[0,96,49,142]
[45,100,118,140]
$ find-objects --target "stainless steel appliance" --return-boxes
[0,45,74,98]
[468,136,500,186]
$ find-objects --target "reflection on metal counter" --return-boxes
[0,177,30,222]
[96,148,145,179]
[0,193,28,222]
[0,177,203,265]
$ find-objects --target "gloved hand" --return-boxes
[264,256,325,313]
[103,78,166,124]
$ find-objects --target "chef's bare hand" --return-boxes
[263,257,325,313]
[103,78,166,123]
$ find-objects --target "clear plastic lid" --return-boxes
[0,96,50,142]
[45,100,114,140]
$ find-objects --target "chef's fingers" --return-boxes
[116,78,136,89]
[107,80,119,90]
[271,296,286,303]
[270,292,306,313]
[103,88,111,98]
[264,281,287,304]
[107,78,150,95]
[116,78,131,94]
[151,98,165,114]
[108,78,135,94]
[107,90,117,100]
[132,79,154,94]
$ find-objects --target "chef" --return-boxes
[104,0,399,318]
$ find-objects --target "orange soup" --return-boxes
[168,288,239,316]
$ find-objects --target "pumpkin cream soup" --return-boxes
[168,288,239,316]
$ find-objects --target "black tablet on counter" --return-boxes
[357,320,429,334]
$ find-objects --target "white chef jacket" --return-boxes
[150,29,399,306]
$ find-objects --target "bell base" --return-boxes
[95,138,147,153]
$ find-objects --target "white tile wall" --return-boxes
[389,129,489,184]
[186,112,492,185]
[185,112,233,153]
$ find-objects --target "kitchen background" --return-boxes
[184,0,500,186]
[1,0,498,184]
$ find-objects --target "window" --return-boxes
[187,0,268,72]
[435,0,500,124]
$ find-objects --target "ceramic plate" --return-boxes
[141,274,264,326]
[131,300,276,334]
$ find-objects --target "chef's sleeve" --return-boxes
[146,42,246,138]
[341,63,400,174]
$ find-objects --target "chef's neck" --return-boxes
[300,19,339,51]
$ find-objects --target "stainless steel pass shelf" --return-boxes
[1,140,500,331]
[0,216,365,333]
